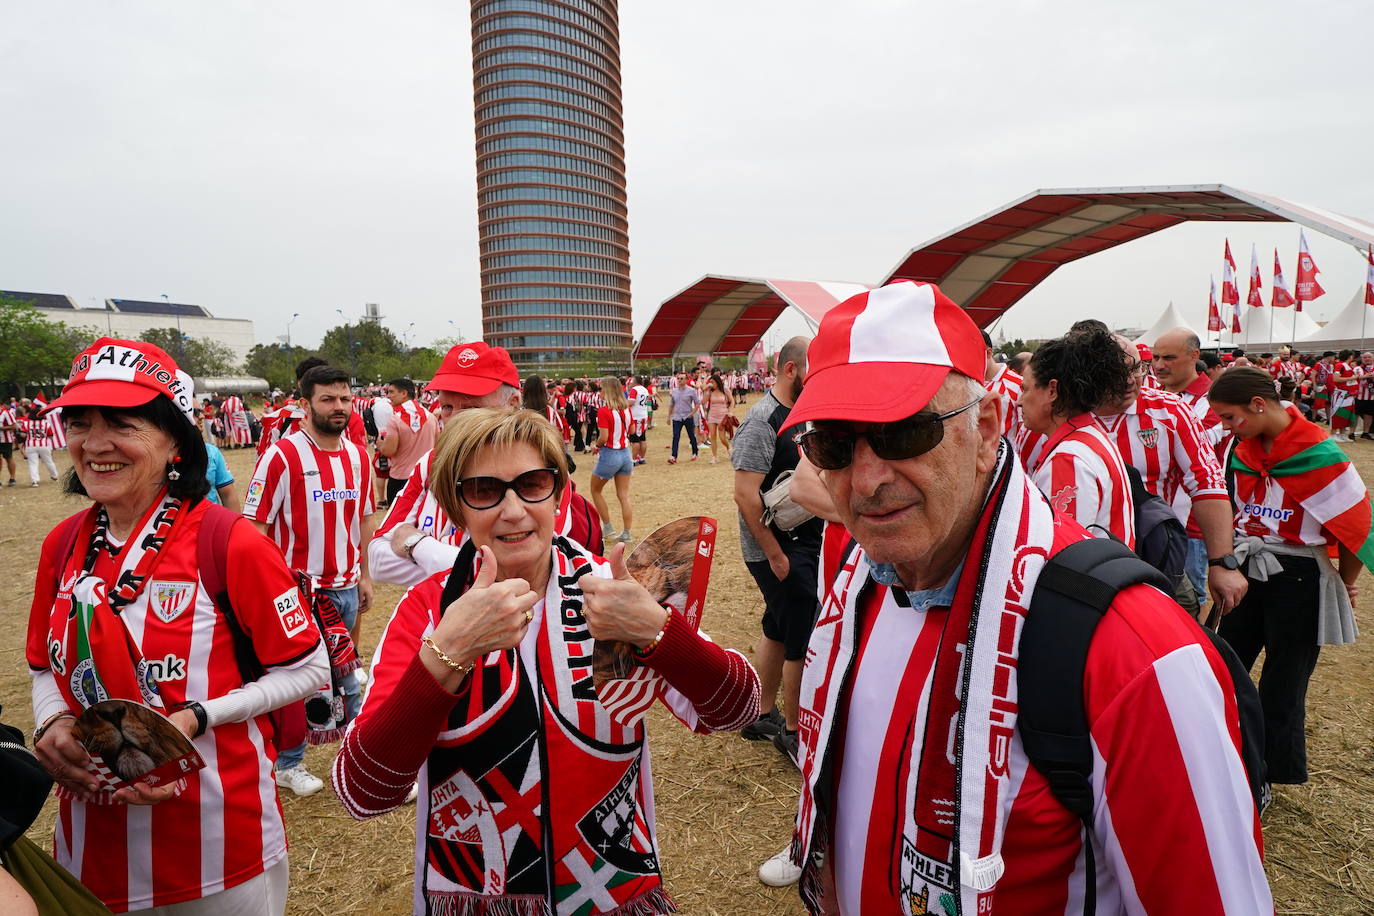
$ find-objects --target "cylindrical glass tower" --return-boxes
[470,0,632,372]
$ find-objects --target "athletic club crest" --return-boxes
[150,580,197,623]
[1136,427,1160,449]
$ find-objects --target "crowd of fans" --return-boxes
[5,291,1371,914]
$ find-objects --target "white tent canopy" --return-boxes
[1227,306,1322,351]
[1295,289,1374,351]
[1133,302,1201,346]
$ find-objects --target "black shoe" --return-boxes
[773,728,800,769]
[740,708,783,741]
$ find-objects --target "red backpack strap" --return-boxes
[196,502,241,600]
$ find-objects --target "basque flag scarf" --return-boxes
[1231,406,1374,574]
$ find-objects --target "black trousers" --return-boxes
[671,419,698,457]
[1217,555,1322,783]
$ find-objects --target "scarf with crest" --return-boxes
[51,494,183,715]
[791,442,1059,916]
[420,537,678,916]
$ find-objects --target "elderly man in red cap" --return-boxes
[782,282,1269,914]
[369,342,603,586]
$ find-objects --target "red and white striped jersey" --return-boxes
[1357,364,1374,401]
[1234,471,1331,546]
[597,406,631,449]
[26,504,323,912]
[221,396,252,447]
[544,404,571,443]
[1174,373,1225,449]
[1270,360,1306,383]
[827,577,1270,913]
[244,430,375,588]
[1332,360,1359,394]
[985,365,1022,435]
[20,415,59,448]
[817,525,1269,915]
[1093,388,1229,522]
[0,405,16,444]
[374,450,457,546]
[1029,415,1135,548]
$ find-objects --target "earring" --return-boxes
[167,455,182,481]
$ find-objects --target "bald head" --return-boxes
[1151,327,1201,393]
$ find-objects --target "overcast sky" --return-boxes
[4,0,1372,352]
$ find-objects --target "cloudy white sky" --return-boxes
[4,0,1372,351]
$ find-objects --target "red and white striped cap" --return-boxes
[783,281,985,430]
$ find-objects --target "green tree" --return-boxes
[319,321,403,383]
[138,328,239,377]
[245,344,316,391]
[0,294,94,396]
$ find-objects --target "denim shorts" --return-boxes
[593,446,633,478]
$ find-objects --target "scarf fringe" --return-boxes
[426,884,675,915]
[306,724,346,746]
[427,892,550,916]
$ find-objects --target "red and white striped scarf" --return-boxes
[793,442,1057,915]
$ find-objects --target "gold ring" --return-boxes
[524,610,533,623]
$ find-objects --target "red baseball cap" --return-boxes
[1135,343,1153,361]
[46,338,196,422]
[427,341,520,396]
[783,281,985,431]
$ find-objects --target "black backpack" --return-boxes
[1121,463,1189,582]
[1019,537,1268,916]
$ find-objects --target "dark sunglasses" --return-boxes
[793,397,984,470]
[456,467,560,510]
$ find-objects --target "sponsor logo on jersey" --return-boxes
[150,580,197,623]
[144,653,188,682]
[275,588,309,637]
[311,486,360,502]
[1243,503,1294,522]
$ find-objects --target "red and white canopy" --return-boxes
[633,275,869,359]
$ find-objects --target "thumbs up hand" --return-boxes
[426,546,539,685]
[579,543,671,649]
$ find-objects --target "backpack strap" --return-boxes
[196,503,265,682]
[1019,537,1170,916]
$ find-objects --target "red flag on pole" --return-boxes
[1246,244,1264,307]
[1207,276,1223,332]
[1271,248,1295,308]
[1365,245,1374,309]
[1294,229,1326,311]
[1221,239,1240,308]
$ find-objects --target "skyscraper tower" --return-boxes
[470,0,632,371]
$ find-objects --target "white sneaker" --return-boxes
[758,848,802,887]
[275,765,324,797]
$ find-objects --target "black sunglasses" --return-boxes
[793,397,984,470]
[456,467,560,510]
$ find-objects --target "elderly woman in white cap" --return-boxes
[26,337,328,915]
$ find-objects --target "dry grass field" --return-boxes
[2,411,1371,914]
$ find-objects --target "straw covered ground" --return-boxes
[2,411,1372,914]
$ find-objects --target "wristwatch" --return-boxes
[401,531,429,558]
[183,701,208,738]
[1207,554,1240,570]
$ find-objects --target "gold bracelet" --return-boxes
[635,607,673,657]
[421,635,474,678]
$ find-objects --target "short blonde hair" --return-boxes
[429,408,568,527]
[598,376,627,410]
